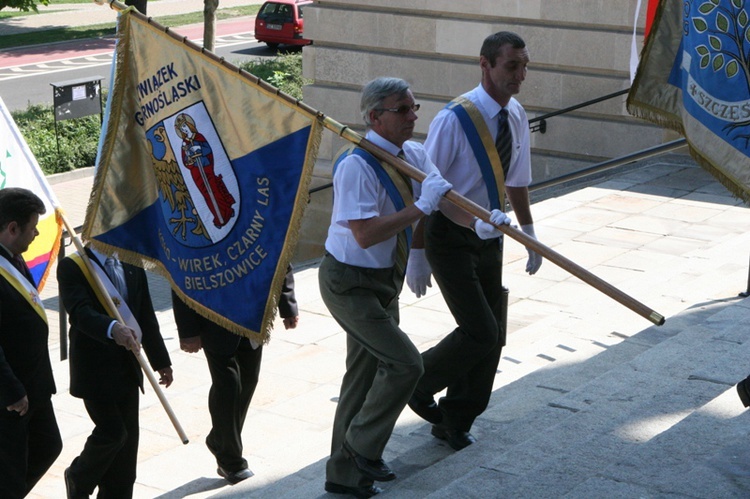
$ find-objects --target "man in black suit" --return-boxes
[0,187,62,499]
[172,265,298,484]
[58,244,173,498]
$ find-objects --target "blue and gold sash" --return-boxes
[446,96,506,209]
[333,145,414,269]
[0,258,47,324]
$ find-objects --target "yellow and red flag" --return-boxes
[84,8,322,342]
[627,0,750,203]
[0,97,63,291]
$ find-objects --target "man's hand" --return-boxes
[6,395,28,416]
[157,367,173,388]
[414,172,452,215]
[474,209,511,240]
[112,323,141,354]
[521,224,543,274]
[283,316,299,330]
[406,248,432,297]
[180,336,202,353]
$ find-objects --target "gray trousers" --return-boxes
[319,254,423,487]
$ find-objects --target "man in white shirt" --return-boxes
[320,77,468,498]
[407,31,542,451]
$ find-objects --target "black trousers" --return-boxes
[204,339,262,472]
[0,397,62,499]
[418,211,506,432]
[68,388,140,498]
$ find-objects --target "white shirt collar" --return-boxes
[365,130,402,157]
[475,84,504,120]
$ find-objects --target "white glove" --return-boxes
[521,224,543,274]
[474,209,510,240]
[405,248,432,298]
[414,172,452,215]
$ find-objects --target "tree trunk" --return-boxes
[124,0,147,15]
[203,0,219,52]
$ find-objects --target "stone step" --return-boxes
[380,296,750,498]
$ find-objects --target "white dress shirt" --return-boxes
[424,84,532,210]
[324,130,438,269]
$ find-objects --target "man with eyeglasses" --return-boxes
[406,31,542,451]
[320,76,496,498]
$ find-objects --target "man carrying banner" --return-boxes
[319,76,497,497]
[58,244,173,498]
[406,31,542,450]
[171,264,298,485]
[0,187,62,499]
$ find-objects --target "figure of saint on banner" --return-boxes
[174,113,236,228]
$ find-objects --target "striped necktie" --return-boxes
[495,108,512,179]
[105,257,128,301]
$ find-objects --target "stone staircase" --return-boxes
[228,295,750,498]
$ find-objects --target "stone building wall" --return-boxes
[294,1,675,262]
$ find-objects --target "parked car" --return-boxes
[254,0,313,50]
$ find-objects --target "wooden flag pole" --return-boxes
[342,135,665,326]
[97,1,665,327]
[59,212,189,444]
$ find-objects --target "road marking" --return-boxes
[0,32,258,81]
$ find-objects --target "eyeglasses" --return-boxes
[375,103,421,114]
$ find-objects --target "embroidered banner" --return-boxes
[0,97,63,291]
[83,9,322,342]
[627,0,750,203]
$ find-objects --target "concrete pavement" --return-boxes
[28,151,750,498]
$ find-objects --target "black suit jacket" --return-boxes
[0,252,55,408]
[57,249,171,401]
[172,264,298,356]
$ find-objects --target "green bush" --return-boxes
[12,104,100,174]
[238,52,308,100]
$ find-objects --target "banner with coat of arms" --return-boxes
[627,0,750,203]
[83,8,322,342]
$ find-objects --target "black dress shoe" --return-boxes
[431,424,477,451]
[738,376,750,407]
[217,466,253,484]
[341,441,396,482]
[325,481,383,498]
[64,467,87,499]
[408,392,443,424]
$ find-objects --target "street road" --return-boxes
[0,21,280,111]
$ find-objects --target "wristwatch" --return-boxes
[470,216,479,232]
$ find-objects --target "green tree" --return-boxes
[0,0,50,12]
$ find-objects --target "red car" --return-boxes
[254,0,313,50]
